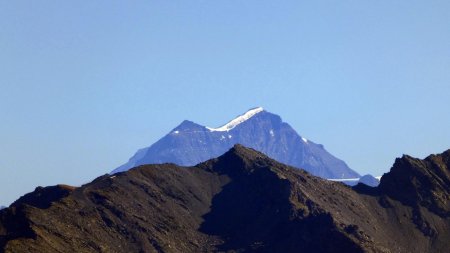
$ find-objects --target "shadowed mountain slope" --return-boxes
[1,146,449,253]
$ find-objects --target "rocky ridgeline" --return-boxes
[1,146,449,253]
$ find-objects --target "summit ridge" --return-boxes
[206,107,264,132]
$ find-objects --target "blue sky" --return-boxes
[1,1,450,204]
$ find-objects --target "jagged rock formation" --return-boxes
[379,150,450,219]
[1,146,449,253]
[113,107,359,179]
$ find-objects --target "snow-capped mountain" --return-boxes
[112,107,360,179]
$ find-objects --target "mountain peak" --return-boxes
[170,120,206,134]
[112,108,359,179]
[204,145,272,175]
[221,144,266,163]
[206,107,264,132]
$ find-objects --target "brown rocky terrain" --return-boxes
[1,145,449,253]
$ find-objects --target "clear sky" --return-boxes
[1,1,450,205]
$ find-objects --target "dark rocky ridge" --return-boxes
[379,150,450,217]
[1,146,450,253]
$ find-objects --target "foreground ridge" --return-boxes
[1,145,449,253]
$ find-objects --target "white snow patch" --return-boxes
[206,107,264,132]
[228,135,232,139]
[375,176,382,180]
[174,130,180,134]
[220,135,226,140]
[327,178,360,182]
[301,137,308,143]
[270,129,274,137]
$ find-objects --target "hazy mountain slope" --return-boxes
[113,108,359,179]
[1,146,449,253]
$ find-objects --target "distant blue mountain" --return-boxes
[358,174,380,187]
[112,107,360,179]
